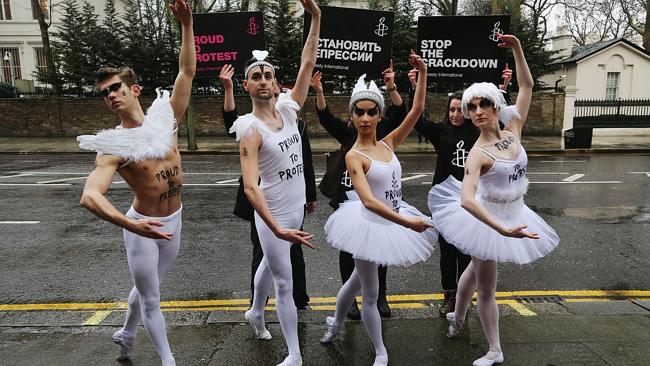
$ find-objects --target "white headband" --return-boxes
[245,50,275,77]
[349,74,385,113]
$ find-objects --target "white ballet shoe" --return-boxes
[472,351,504,366]
[112,329,134,361]
[244,309,272,340]
[277,354,302,366]
[320,316,340,343]
[373,354,388,365]
[446,312,463,338]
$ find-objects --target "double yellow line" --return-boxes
[1,290,648,325]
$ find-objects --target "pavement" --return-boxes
[1,133,650,154]
[2,294,650,365]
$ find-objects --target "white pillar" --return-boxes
[561,86,578,149]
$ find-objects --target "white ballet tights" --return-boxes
[251,208,305,358]
[453,258,501,353]
[332,259,388,360]
[120,206,182,366]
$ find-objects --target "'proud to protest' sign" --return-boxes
[193,12,266,78]
[305,6,394,77]
[417,16,510,83]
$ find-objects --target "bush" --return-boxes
[0,82,15,98]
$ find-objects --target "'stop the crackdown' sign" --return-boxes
[193,11,266,78]
[417,15,510,84]
[305,6,394,78]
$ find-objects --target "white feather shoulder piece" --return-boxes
[229,113,269,142]
[77,89,176,162]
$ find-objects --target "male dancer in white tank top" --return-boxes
[77,2,194,365]
[229,1,320,365]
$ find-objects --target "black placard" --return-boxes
[417,16,510,83]
[304,6,394,77]
[193,12,266,78]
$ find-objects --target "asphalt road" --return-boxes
[1,153,648,305]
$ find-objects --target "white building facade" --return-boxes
[0,0,127,89]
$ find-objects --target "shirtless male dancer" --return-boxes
[77,1,194,364]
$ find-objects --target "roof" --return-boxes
[554,38,650,64]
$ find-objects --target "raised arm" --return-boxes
[383,51,427,150]
[169,0,196,121]
[291,0,321,107]
[346,152,431,232]
[460,149,538,239]
[220,64,236,112]
[310,71,327,111]
[498,34,532,138]
[382,60,403,107]
[80,155,172,240]
[240,133,315,248]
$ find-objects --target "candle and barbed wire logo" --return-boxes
[452,140,469,168]
[247,17,260,36]
[489,21,503,42]
[375,17,388,37]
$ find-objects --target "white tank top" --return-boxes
[230,93,306,214]
[476,136,529,203]
[351,141,402,212]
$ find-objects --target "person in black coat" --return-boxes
[219,64,316,309]
[309,67,406,319]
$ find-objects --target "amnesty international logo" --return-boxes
[451,140,469,168]
[375,17,388,37]
[489,21,503,42]
[247,17,260,36]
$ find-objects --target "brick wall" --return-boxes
[0,93,564,137]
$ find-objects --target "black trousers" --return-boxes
[439,234,471,291]
[249,217,310,308]
[339,250,387,298]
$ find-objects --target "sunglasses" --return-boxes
[466,98,494,112]
[353,106,380,117]
[99,81,123,97]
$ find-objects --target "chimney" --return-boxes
[551,25,574,59]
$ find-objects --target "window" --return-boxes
[605,72,620,100]
[32,0,49,20]
[34,47,47,75]
[0,0,12,20]
[1,48,22,82]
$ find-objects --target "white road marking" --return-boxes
[36,176,87,184]
[629,172,650,179]
[112,181,127,184]
[214,178,240,184]
[0,183,72,186]
[315,177,322,183]
[540,160,588,163]
[527,172,570,175]
[401,174,428,182]
[0,221,40,224]
[530,181,621,184]
[562,174,585,182]
[0,173,35,179]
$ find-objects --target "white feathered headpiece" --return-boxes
[245,50,275,77]
[348,74,385,114]
[461,82,520,124]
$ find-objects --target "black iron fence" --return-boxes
[573,99,650,128]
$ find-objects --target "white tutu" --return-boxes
[325,193,436,267]
[428,176,559,265]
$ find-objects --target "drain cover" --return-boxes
[515,296,563,304]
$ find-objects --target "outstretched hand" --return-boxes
[129,219,173,241]
[502,224,539,239]
[169,0,192,25]
[300,0,321,16]
[407,68,418,90]
[219,64,234,90]
[500,63,512,91]
[408,50,427,73]
[309,71,323,92]
[276,228,316,249]
[496,34,521,49]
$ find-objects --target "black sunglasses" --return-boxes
[99,81,123,97]
[353,106,380,117]
[466,98,494,112]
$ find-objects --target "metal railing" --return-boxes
[573,99,650,128]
